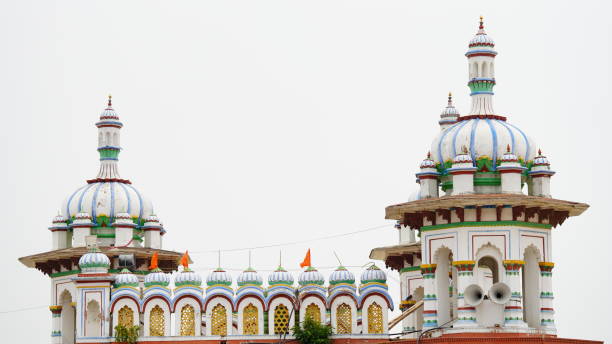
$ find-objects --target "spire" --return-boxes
[466,17,497,116]
[439,92,459,129]
[479,16,484,30]
[90,96,129,183]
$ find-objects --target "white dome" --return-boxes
[268,266,294,286]
[144,269,170,287]
[63,182,153,225]
[237,268,263,286]
[329,266,355,285]
[298,267,325,286]
[114,268,139,287]
[78,249,110,272]
[431,118,536,168]
[175,268,202,287]
[206,268,232,286]
[360,264,387,284]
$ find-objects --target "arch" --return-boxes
[265,291,297,311]
[327,290,358,309]
[300,296,326,325]
[235,292,265,311]
[212,304,227,335]
[242,304,259,335]
[335,303,352,334]
[85,300,102,337]
[523,245,541,329]
[172,294,204,312]
[59,290,75,344]
[111,295,141,313]
[367,302,384,334]
[475,243,504,289]
[118,306,134,327]
[180,305,196,336]
[433,246,453,326]
[273,304,290,334]
[149,305,165,336]
[143,298,170,337]
[361,294,389,334]
[268,296,295,335]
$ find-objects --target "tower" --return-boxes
[371,18,592,342]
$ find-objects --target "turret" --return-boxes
[112,212,136,247]
[498,145,526,194]
[71,212,95,247]
[142,214,162,249]
[49,213,69,250]
[448,147,477,195]
[466,17,497,115]
[528,149,555,197]
[94,95,123,182]
[438,92,460,130]
[416,152,439,199]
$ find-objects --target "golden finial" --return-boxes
[107,94,112,107]
[479,16,484,30]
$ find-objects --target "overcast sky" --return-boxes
[1,0,610,342]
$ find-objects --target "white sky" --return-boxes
[1,0,610,342]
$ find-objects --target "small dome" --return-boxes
[96,96,122,127]
[268,266,294,286]
[114,268,139,287]
[206,268,233,286]
[500,145,518,163]
[144,268,170,287]
[420,152,436,169]
[112,212,136,227]
[360,264,387,284]
[298,267,325,286]
[78,248,110,272]
[329,266,355,285]
[439,93,460,126]
[49,213,68,230]
[144,214,160,224]
[533,149,550,167]
[237,267,263,286]
[469,17,495,48]
[453,148,474,164]
[175,268,202,287]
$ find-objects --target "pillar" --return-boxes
[420,264,438,329]
[539,262,556,334]
[503,260,527,327]
[50,306,62,343]
[452,261,478,328]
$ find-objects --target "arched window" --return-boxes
[482,62,488,78]
[336,303,352,334]
[243,304,258,335]
[274,304,290,334]
[305,303,321,323]
[180,305,195,336]
[86,300,101,337]
[368,302,384,334]
[105,132,111,146]
[118,305,134,327]
[211,304,227,336]
[59,290,75,344]
[149,305,165,336]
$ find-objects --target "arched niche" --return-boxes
[205,297,233,336]
[330,295,357,334]
[174,297,201,336]
[143,298,171,337]
[299,296,326,325]
[111,297,139,335]
[59,290,75,344]
[236,296,264,335]
[85,300,102,337]
[361,295,389,334]
[523,244,542,329]
[433,246,454,326]
[268,296,295,335]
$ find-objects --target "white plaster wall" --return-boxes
[299,296,326,324]
[361,295,389,334]
[111,298,139,335]
[204,297,233,336]
[236,296,264,335]
[144,230,161,249]
[143,298,171,337]
[452,174,474,195]
[502,173,522,194]
[115,227,133,247]
[329,296,357,334]
[173,297,201,336]
[268,297,295,335]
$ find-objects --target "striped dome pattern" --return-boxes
[79,250,111,272]
[144,269,170,287]
[114,269,139,287]
[268,267,294,286]
[298,267,325,286]
[237,268,263,286]
[175,269,202,287]
[206,268,233,286]
[329,266,355,285]
[63,181,153,223]
[361,265,387,284]
[431,118,537,168]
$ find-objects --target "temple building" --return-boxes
[18,17,601,344]
[370,17,598,343]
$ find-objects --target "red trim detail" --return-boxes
[328,291,359,308]
[541,307,554,311]
[110,295,141,313]
[530,174,552,178]
[423,310,437,314]
[265,294,297,311]
[143,228,161,232]
[203,294,234,313]
[471,234,507,260]
[505,306,522,310]
[96,124,122,129]
[172,295,203,312]
[429,236,455,263]
[449,170,476,175]
[418,175,439,180]
[466,52,497,58]
[235,294,265,312]
[142,295,171,311]
[499,169,523,174]
[87,178,132,184]
[458,114,507,122]
[457,307,475,311]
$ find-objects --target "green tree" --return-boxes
[292,316,333,344]
[114,325,140,344]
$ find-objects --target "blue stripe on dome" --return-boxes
[437,122,461,168]
[77,183,95,212]
[496,120,516,153]
[469,119,480,161]
[118,183,132,214]
[506,122,531,160]
[90,183,104,222]
[485,119,498,170]
[67,185,87,218]
[126,184,144,221]
[451,120,470,158]
[110,182,116,221]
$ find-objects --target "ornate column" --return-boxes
[49,305,62,343]
[421,264,438,329]
[539,262,556,333]
[452,261,477,328]
[503,260,527,327]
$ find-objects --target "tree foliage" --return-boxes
[114,325,140,344]
[292,316,333,344]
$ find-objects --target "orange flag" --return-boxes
[149,252,159,270]
[180,251,190,268]
[300,249,311,268]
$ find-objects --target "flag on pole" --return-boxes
[180,251,190,269]
[149,252,159,270]
[300,249,311,268]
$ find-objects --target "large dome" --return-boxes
[431,117,536,167]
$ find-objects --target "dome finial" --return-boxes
[538,148,542,156]
[107,94,112,107]
[462,145,469,154]
[427,151,431,159]
[479,16,484,30]
[448,92,453,105]
[506,144,511,153]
